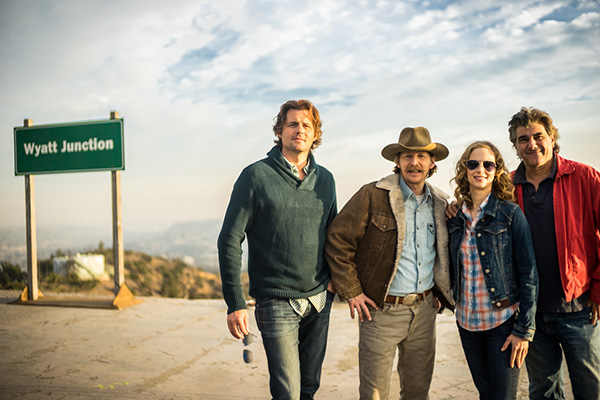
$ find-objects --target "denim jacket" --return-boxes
[447,193,538,340]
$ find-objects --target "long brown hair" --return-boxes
[451,141,514,209]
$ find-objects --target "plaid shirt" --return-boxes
[456,196,519,331]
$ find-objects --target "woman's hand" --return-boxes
[501,334,529,368]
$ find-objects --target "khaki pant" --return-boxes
[358,292,437,400]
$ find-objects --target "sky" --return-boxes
[1,0,599,237]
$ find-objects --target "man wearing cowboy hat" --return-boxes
[325,127,454,400]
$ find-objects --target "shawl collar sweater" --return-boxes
[218,147,337,314]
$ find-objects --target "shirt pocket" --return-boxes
[427,222,436,248]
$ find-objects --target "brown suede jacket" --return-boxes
[324,174,454,310]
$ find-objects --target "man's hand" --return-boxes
[433,296,442,312]
[588,299,599,325]
[501,334,529,368]
[327,280,337,294]
[348,293,378,322]
[227,309,249,339]
[445,201,459,220]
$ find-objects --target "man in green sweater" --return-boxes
[218,99,337,400]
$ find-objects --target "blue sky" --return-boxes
[1,0,599,235]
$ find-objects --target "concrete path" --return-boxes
[0,290,572,399]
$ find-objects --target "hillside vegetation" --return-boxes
[0,246,249,300]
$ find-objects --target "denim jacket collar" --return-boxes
[457,192,499,223]
[481,192,499,219]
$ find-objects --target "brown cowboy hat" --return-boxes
[381,126,449,162]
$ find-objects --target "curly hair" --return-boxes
[451,141,514,209]
[272,99,323,151]
[508,106,560,154]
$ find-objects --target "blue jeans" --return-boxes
[526,308,600,400]
[255,292,334,400]
[457,315,521,400]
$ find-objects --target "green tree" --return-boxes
[0,261,26,290]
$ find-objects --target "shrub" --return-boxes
[0,261,26,290]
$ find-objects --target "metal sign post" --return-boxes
[23,119,40,301]
[110,112,125,294]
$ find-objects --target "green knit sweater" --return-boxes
[218,147,337,313]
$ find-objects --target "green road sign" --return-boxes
[14,119,124,175]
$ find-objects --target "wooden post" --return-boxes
[24,118,39,301]
[110,111,125,294]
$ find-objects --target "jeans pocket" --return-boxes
[255,296,278,309]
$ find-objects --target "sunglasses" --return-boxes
[465,160,497,172]
[243,333,257,364]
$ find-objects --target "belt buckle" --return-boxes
[402,293,419,306]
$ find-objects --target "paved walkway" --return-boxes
[0,290,572,399]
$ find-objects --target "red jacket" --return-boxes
[513,155,600,304]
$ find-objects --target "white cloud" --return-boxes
[505,3,564,30]
[1,0,599,230]
[572,11,600,28]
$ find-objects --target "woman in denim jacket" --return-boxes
[448,141,538,400]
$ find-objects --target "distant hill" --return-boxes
[0,219,224,273]
[0,247,249,300]
[126,219,222,272]
[107,248,226,299]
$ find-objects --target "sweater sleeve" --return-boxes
[217,168,255,314]
[326,177,338,228]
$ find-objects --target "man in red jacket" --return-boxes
[508,107,600,399]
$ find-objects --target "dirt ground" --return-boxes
[0,290,573,399]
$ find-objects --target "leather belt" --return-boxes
[385,289,432,306]
[492,298,511,309]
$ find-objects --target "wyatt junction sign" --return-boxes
[13,114,138,309]
[14,119,124,175]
